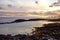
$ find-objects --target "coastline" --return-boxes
[0,18,60,24]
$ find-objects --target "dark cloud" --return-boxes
[7,4,13,7]
[49,0,60,7]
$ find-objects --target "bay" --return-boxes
[0,21,53,35]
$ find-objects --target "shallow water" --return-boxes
[0,21,54,35]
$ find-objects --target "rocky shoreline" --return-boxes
[0,23,60,40]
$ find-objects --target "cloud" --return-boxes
[49,0,60,7]
[0,0,59,12]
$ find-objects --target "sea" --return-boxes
[0,12,55,35]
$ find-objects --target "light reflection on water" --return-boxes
[0,12,55,35]
[0,21,54,35]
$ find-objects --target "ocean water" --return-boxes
[0,20,54,35]
[0,12,54,35]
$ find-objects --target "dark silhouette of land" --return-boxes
[0,18,60,24]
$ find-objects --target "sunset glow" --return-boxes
[0,0,59,12]
[0,0,60,35]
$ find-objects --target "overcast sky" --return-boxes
[0,0,60,12]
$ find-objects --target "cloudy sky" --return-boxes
[0,0,60,12]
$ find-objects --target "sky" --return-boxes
[0,0,60,35]
[0,0,60,12]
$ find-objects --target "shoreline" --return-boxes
[0,18,60,24]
